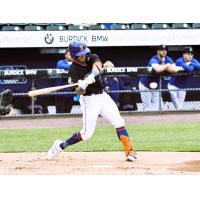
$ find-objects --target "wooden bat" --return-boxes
[28,83,78,97]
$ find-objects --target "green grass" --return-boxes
[0,122,200,152]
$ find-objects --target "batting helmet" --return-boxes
[69,41,91,58]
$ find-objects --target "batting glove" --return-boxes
[78,80,88,90]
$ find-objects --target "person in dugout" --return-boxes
[0,89,13,116]
[102,61,121,108]
[55,48,74,113]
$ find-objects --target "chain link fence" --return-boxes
[2,75,200,118]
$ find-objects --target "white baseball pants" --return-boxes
[79,92,125,140]
[139,82,165,111]
[167,83,186,110]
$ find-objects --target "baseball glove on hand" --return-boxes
[0,89,13,115]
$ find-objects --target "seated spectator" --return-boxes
[168,47,200,110]
[55,48,74,113]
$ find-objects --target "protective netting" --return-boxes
[1,75,200,117]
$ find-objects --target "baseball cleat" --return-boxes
[126,151,137,162]
[47,139,63,160]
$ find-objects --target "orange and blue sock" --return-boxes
[116,126,133,156]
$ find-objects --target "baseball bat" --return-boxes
[28,83,78,97]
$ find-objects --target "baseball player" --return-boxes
[47,41,137,162]
[139,45,181,111]
[168,47,200,110]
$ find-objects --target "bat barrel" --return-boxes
[28,83,78,97]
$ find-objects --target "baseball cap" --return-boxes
[69,41,91,58]
[183,47,193,54]
[65,48,70,54]
[157,44,168,51]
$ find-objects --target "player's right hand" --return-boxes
[78,80,88,90]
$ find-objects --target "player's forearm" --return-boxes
[166,64,181,73]
[176,61,194,72]
[152,64,168,73]
[180,63,194,72]
[88,60,111,78]
[192,62,200,70]
[84,73,96,85]
[82,60,109,86]
[83,61,102,85]
[92,61,103,75]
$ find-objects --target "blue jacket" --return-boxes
[55,59,73,96]
[169,57,200,88]
[103,77,120,104]
[139,55,174,89]
[56,59,71,70]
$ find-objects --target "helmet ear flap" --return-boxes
[69,49,74,58]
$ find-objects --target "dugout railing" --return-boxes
[0,66,200,117]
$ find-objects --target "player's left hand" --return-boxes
[78,80,88,90]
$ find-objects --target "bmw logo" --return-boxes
[44,34,54,44]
